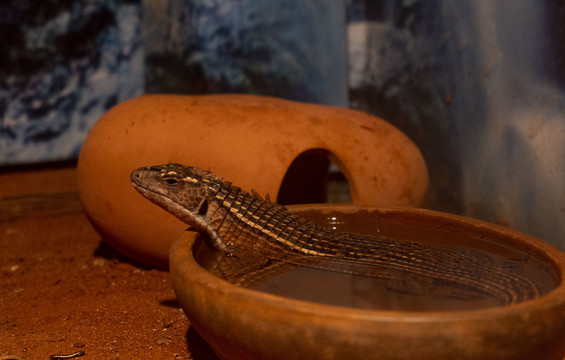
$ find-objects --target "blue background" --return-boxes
[1,0,565,251]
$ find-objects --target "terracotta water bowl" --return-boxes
[169,205,565,360]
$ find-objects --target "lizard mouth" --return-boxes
[130,180,218,245]
[131,180,197,226]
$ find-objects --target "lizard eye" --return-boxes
[164,178,179,186]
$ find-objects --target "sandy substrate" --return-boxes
[0,165,218,359]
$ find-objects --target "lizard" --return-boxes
[130,162,542,305]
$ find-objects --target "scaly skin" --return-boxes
[131,163,541,304]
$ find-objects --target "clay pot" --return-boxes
[169,205,565,360]
[78,94,428,268]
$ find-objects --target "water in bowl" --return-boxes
[193,210,559,312]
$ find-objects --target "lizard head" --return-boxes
[130,163,220,227]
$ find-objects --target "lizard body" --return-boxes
[131,163,542,304]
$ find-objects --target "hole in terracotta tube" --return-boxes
[277,150,352,205]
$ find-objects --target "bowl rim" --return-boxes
[170,205,565,322]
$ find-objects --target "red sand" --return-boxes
[0,165,218,359]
